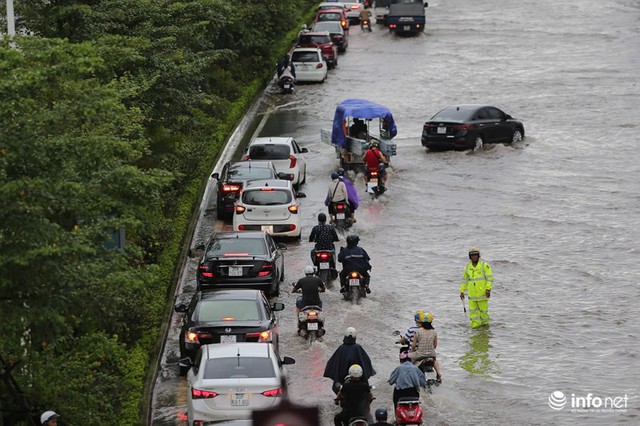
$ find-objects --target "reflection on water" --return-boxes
[459,329,500,379]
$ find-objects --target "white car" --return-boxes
[185,343,295,425]
[290,47,328,83]
[343,0,364,22]
[233,180,305,239]
[242,136,307,188]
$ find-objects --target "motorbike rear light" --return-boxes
[370,171,378,177]
[318,253,329,260]
[222,184,241,192]
[258,263,274,277]
[341,20,347,27]
[235,205,246,214]
[307,311,318,318]
[289,155,297,168]
[192,388,218,399]
[261,388,283,397]
[350,272,359,278]
[288,205,299,214]
[316,63,324,69]
[337,204,344,210]
[246,330,272,342]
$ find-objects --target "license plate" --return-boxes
[307,322,319,331]
[261,225,273,233]
[284,84,290,89]
[404,25,411,31]
[349,278,360,287]
[220,335,236,343]
[319,262,330,270]
[437,126,446,134]
[231,394,249,406]
[336,213,345,220]
[229,266,243,277]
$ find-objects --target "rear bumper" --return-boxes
[234,223,301,237]
[422,136,473,150]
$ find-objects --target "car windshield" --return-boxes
[299,35,331,44]
[318,13,341,21]
[243,189,292,205]
[197,300,261,321]
[248,144,290,160]
[431,107,474,122]
[313,23,341,33]
[204,357,276,379]
[292,51,320,63]
[229,167,273,180]
[206,238,266,257]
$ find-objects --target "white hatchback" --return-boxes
[290,47,328,83]
[243,136,307,188]
[233,180,305,239]
[185,343,295,425]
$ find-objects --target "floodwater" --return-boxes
[151,0,640,424]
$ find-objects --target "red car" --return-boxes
[296,31,339,69]
[314,9,349,31]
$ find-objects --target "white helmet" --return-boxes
[349,364,363,378]
[304,265,315,275]
[345,327,357,338]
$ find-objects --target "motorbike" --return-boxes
[297,305,325,346]
[365,164,387,197]
[361,17,372,32]
[395,396,424,425]
[279,75,294,94]
[341,271,368,303]
[313,250,338,287]
[416,356,441,393]
[328,201,352,230]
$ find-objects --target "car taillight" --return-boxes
[288,224,296,231]
[222,184,241,192]
[258,263,274,277]
[262,388,283,397]
[351,5,359,9]
[316,63,324,69]
[199,265,213,278]
[288,205,298,214]
[453,124,473,131]
[192,388,218,399]
[423,123,432,129]
[289,154,297,168]
[235,205,246,214]
[247,330,272,342]
[260,187,274,191]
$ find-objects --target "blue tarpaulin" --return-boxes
[331,99,397,148]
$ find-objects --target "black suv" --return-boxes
[196,231,286,296]
[174,289,285,374]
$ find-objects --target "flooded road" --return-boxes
[151,0,640,424]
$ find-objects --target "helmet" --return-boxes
[369,141,379,149]
[345,327,357,338]
[348,364,363,378]
[40,411,60,424]
[331,171,339,180]
[374,407,388,421]
[304,265,315,275]
[337,167,345,176]
[468,247,481,258]
[414,310,434,324]
[318,212,327,223]
[346,234,360,247]
[399,351,411,362]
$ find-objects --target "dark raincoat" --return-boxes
[323,336,376,383]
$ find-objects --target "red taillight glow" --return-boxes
[260,187,274,191]
[288,205,298,214]
[351,5,359,9]
[350,272,359,278]
[336,204,344,210]
[289,155,297,168]
[318,253,329,260]
[316,63,324,69]
[224,252,248,257]
[453,124,473,131]
[307,311,318,318]
[288,224,296,231]
[390,24,396,29]
[192,388,218,399]
[370,171,378,177]
[247,330,272,342]
[199,265,213,278]
[185,331,198,344]
[235,205,246,214]
[238,225,245,230]
[258,264,274,277]
[341,20,347,27]
[222,184,241,192]
[262,388,283,397]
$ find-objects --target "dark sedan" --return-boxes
[174,289,285,373]
[421,105,525,151]
[212,160,293,220]
[196,231,286,296]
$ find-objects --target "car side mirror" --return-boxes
[282,356,296,365]
[504,114,512,120]
[296,192,307,198]
[272,302,285,312]
[174,304,188,313]
[211,172,219,180]
[301,147,309,153]
[277,243,288,251]
[278,172,295,181]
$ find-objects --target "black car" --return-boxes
[421,105,525,151]
[212,160,293,220]
[196,231,286,296]
[174,289,285,373]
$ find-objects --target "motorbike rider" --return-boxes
[325,171,355,222]
[292,265,326,315]
[349,118,368,140]
[276,53,296,85]
[370,407,393,426]
[324,327,376,394]
[337,168,359,220]
[358,8,373,31]
[396,310,427,347]
[388,351,427,409]
[309,212,340,263]
[338,235,371,293]
[334,364,374,426]
[363,141,388,188]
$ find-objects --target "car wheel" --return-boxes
[473,136,484,151]
[511,129,523,144]
[301,168,307,185]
